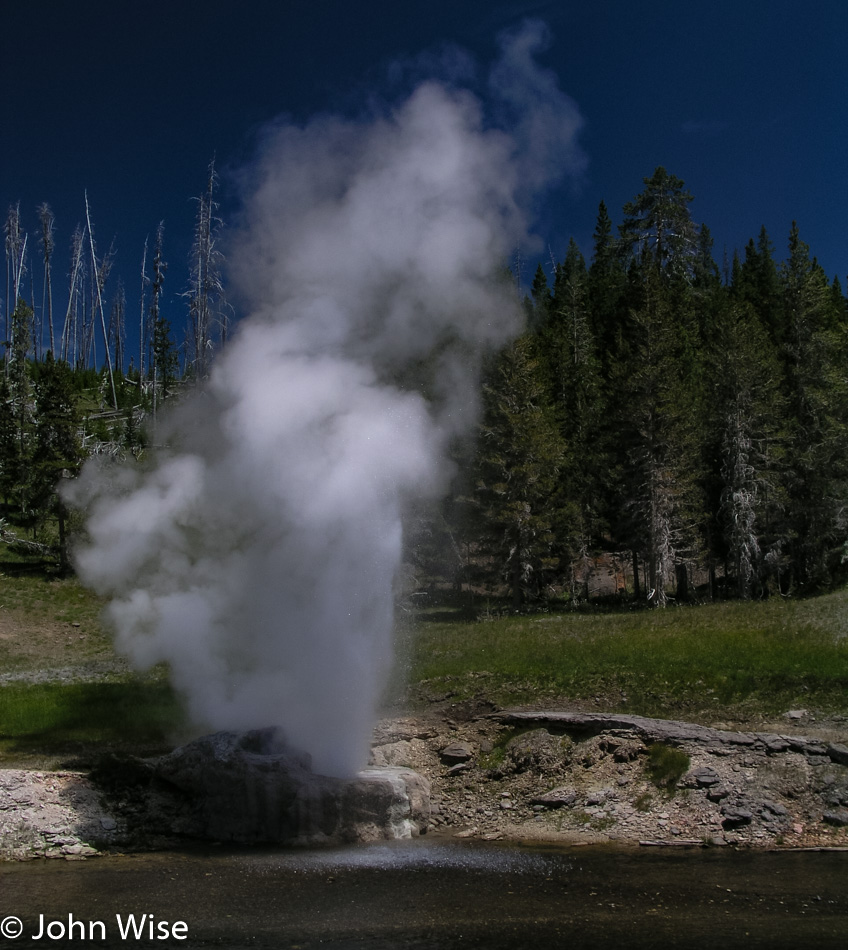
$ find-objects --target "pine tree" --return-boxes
[0,377,18,510]
[603,171,707,603]
[472,335,566,608]
[529,262,552,328]
[4,205,27,373]
[31,352,82,564]
[618,167,698,279]
[706,304,786,597]
[732,226,783,345]
[540,238,605,591]
[588,200,627,374]
[1,300,34,519]
[778,223,848,589]
[148,223,177,411]
[611,266,703,605]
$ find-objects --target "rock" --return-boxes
[684,766,721,788]
[827,743,848,767]
[823,786,848,807]
[761,799,788,817]
[612,739,645,763]
[760,736,791,754]
[505,729,569,773]
[495,711,759,750]
[822,809,848,827]
[440,741,474,764]
[369,741,413,768]
[801,742,829,758]
[706,787,730,802]
[786,710,808,720]
[528,787,578,809]
[721,806,753,829]
[153,729,430,845]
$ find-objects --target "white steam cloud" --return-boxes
[65,21,585,776]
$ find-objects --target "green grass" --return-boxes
[646,743,691,794]
[0,678,188,767]
[406,590,848,720]
[3,550,848,770]
[0,571,104,622]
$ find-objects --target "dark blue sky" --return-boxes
[2,0,845,362]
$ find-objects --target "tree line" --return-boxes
[3,160,227,395]
[412,166,848,607]
[0,161,228,563]
[2,164,846,605]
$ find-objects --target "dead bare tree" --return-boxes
[149,222,167,416]
[61,224,86,366]
[84,193,118,408]
[4,204,27,372]
[185,158,226,381]
[38,202,56,356]
[138,236,148,380]
[108,280,127,374]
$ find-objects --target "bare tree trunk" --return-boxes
[510,539,522,611]
[187,158,224,380]
[138,237,148,380]
[61,225,86,364]
[85,193,118,409]
[38,203,55,356]
[109,282,126,373]
[632,549,641,600]
[675,562,689,602]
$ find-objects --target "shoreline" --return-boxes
[2,705,848,861]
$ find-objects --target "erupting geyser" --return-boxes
[64,21,585,777]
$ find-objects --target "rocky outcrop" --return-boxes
[149,729,430,846]
[4,711,848,860]
[0,770,121,861]
[371,708,848,849]
[0,729,431,860]
[492,711,848,765]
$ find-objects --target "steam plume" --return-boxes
[65,21,585,776]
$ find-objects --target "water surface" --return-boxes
[1,839,845,948]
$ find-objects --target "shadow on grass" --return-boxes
[0,557,56,578]
[0,680,188,767]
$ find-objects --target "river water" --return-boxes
[1,838,845,948]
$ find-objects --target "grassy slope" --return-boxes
[2,541,847,765]
[405,592,848,721]
[0,548,185,766]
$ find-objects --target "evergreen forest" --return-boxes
[3,166,847,607]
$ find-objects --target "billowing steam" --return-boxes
[64,21,584,776]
